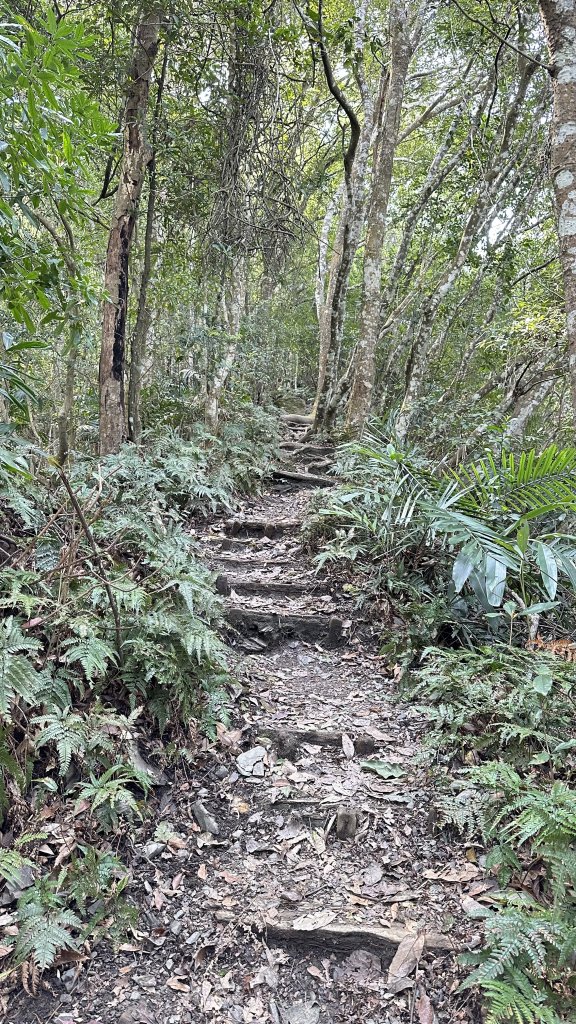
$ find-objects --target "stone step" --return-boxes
[224,517,303,538]
[255,724,383,757]
[225,607,344,648]
[248,913,455,961]
[216,575,317,598]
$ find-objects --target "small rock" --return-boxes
[170,919,184,936]
[214,765,228,779]
[191,799,219,835]
[143,841,166,859]
[336,805,357,840]
[136,975,157,991]
[280,1001,321,1024]
[6,863,35,896]
[236,745,267,777]
[215,909,235,922]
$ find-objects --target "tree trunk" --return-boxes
[346,0,415,432]
[99,7,162,456]
[205,258,246,433]
[57,313,80,465]
[128,41,168,444]
[503,378,555,441]
[538,0,576,423]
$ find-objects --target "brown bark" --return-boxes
[346,0,416,432]
[539,0,576,423]
[128,41,168,444]
[311,0,366,432]
[99,7,162,456]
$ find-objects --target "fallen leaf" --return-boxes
[166,975,190,992]
[360,760,405,779]
[306,965,323,980]
[363,863,383,886]
[342,734,355,759]
[218,869,241,883]
[387,933,425,994]
[417,987,435,1024]
[292,910,336,930]
[423,864,479,883]
[197,863,208,880]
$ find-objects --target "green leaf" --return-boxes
[485,553,507,606]
[532,668,553,696]
[453,550,474,593]
[533,541,558,600]
[359,760,405,779]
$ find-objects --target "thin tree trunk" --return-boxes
[346,0,415,432]
[128,41,168,444]
[99,7,162,456]
[314,185,343,408]
[57,311,80,465]
[538,0,576,423]
[205,258,246,432]
[503,378,555,441]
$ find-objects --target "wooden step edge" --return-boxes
[248,914,456,960]
[255,725,380,755]
[216,576,321,598]
[224,608,345,647]
[224,518,304,537]
[271,469,334,488]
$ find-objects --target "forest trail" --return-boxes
[8,428,481,1024]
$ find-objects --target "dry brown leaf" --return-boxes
[417,988,435,1024]
[197,863,208,880]
[292,910,336,930]
[387,933,425,994]
[167,975,190,992]
[218,869,241,883]
[342,734,355,759]
[307,965,324,980]
[423,864,479,883]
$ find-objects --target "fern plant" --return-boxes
[75,763,151,830]
[13,877,81,969]
[0,617,44,717]
[460,894,575,1023]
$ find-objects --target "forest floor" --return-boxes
[6,428,486,1024]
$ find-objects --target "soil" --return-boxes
[4,426,485,1024]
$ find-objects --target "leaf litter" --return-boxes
[5,474,483,1024]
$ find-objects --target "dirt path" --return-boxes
[6,429,482,1024]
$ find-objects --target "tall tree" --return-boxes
[346,0,419,432]
[539,0,576,424]
[99,6,162,456]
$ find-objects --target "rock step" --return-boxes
[216,575,318,598]
[207,554,304,569]
[224,518,303,538]
[246,914,455,961]
[255,725,384,756]
[279,443,335,458]
[271,469,334,489]
[225,608,344,647]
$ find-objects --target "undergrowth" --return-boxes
[0,417,276,979]
[310,430,576,1023]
